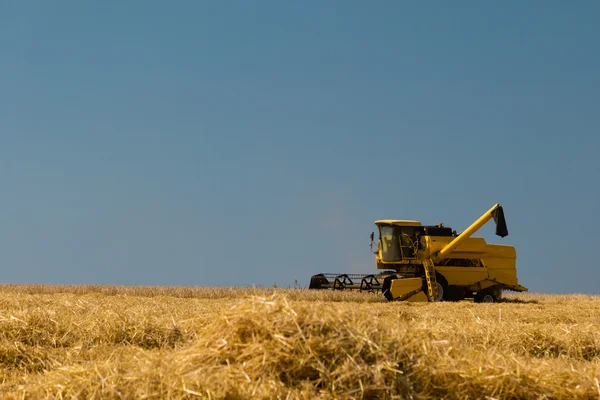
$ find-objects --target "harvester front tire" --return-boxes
[435,273,448,302]
[436,282,444,301]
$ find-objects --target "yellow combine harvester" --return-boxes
[309,203,528,302]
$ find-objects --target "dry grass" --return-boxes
[0,284,387,302]
[0,285,599,399]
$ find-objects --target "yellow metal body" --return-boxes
[375,204,527,301]
[435,203,503,260]
[388,278,429,302]
[374,219,421,227]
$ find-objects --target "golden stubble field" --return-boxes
[0,284,599,399]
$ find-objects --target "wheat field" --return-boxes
[0,284,599,399]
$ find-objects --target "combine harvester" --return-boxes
[309,203,528,303]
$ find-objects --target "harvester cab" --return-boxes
[309,203,528,303]
[372,220,429,262]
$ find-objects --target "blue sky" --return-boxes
[1,1,598,293]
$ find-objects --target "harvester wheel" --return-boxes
[435,274,448,302]
[435,282,444,301]
[475,291,495,303]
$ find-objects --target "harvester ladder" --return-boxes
[423,258,439,301]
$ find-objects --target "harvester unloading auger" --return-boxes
[309,203,528,302]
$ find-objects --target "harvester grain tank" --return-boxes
[309,203,527,302]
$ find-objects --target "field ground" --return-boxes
[0,284,600,399]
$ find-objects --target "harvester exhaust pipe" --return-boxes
[435,203,508,260]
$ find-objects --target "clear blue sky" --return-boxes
[1,1,598,293]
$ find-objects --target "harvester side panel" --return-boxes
[428,237,488,257]
[435,203,503,259]
[483,244,519,287]
[435,267,489,286]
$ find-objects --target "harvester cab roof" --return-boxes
[374,220,457,238]
[374,220,421,226]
